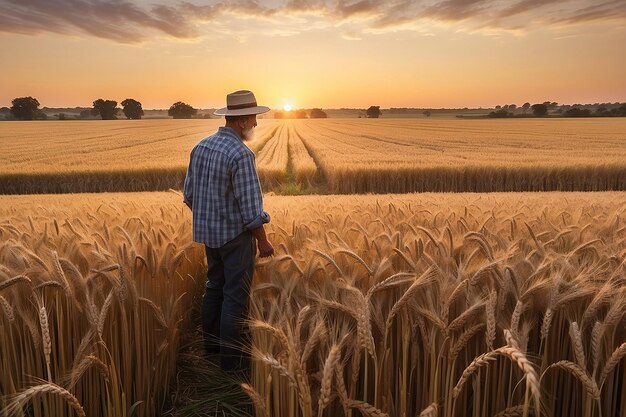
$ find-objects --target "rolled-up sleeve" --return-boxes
[232,153,270,230]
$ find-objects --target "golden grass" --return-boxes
[1,191,626,417]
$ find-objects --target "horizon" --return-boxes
[4,101,626,112]
[1,0,625,109]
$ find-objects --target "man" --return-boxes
[183,90,274,376]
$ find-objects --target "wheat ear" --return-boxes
[0,295,14,323]
[569,321,587,370]
[67,354,110,389]
[591,321,603,378]
[318,344,341,415]
[600,342,626,383]
[0,275,32,291]
[486,291,497,350]
[510,300,524,334]
[454,345,540,406]
[38,306,53,382]
[241,383,269,417]
[344,399,389,417]
[419,402,438,417]
[4,383,86,417]
[493,405,525,417]
[544,360,600,399]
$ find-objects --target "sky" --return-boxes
[1,0,625,109]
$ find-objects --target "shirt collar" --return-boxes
[218,126,243,141]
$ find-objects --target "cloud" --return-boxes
[341,31,363,40]
[549,0,626,25]
[498,0,564,18]
[0,0,624,44]
[0,0,200,43]
[421,0,491,22]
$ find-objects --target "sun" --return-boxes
[283,104,292,112]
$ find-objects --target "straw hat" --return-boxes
[213,90,270,116]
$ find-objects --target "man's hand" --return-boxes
[258,239,274,258]
[250,225,274,257]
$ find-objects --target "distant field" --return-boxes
[1,118,625,194]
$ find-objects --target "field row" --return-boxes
[1,191,626,417]
[294,118,626,192]
[1,118,626,194]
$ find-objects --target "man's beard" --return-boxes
[242,126,255,142]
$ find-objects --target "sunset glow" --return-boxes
[0,0,624,109]
[284,104,293,112]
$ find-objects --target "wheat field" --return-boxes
[2,191,626,417]
[294,118,626,193]
[2,118,626,194]
[0,192,205,417]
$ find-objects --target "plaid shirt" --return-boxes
[183,126,270,248]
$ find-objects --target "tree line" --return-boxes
[488,101,626,118]
[3,97,335,120]
[4,97,625,121]
[3,97,204,120]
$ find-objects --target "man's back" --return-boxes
[184,126,266,248]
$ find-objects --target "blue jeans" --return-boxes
[202,231,256,375]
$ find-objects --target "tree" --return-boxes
[423,110,431,117]
[595,106,608,115]
[488,109,511,118]
[293,109,307,119]
[564,108,592,117]
[531,103,548,117]
[309,108,327,118]
[121,98,144,120]
[366,106,382,118]
[168,101,197,119]
[10,96,40,120]
[508,104,517,112]
[522,102,531,114]
[92,99,119,120]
